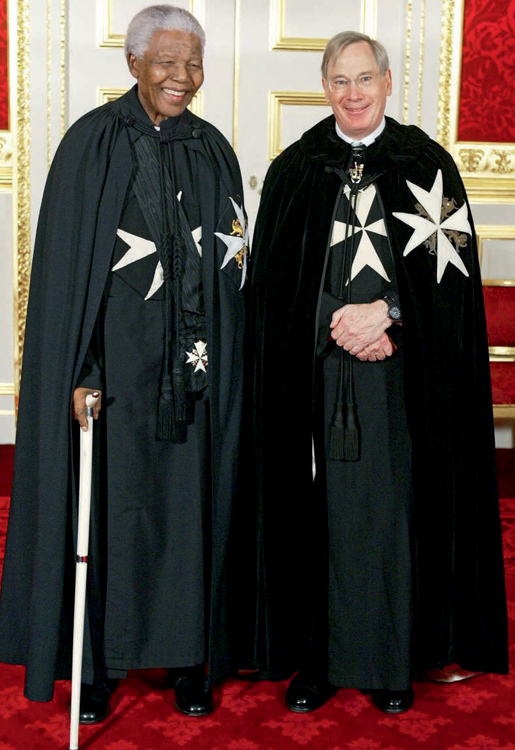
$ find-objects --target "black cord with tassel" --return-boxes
[156,127,188,442]
[328,145,364,461]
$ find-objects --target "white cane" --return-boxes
[69,392,99,750]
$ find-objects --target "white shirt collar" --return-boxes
[335,118,386,147]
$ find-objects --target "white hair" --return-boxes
[125,4,205,59]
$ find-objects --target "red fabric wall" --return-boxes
[458,0,515,143]
[0,0,8,131]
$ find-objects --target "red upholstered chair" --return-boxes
[482,277,515,419]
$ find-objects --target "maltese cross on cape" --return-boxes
[393,169,471,284]
[215,197,249,290]
[330,183,391,284]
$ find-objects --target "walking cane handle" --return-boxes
[85,392,99,417]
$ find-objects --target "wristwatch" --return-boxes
[381,295,402,322]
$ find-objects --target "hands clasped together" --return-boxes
[329,299,397,362]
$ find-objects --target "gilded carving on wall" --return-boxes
[439,0,515,202]
[15,0,31,395]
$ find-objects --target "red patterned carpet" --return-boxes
[0,446,514,750]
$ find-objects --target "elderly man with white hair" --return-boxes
[0,4,247,722]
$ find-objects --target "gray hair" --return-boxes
[125,4,206,59]
[321,31,389,79]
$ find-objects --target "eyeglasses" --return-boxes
[327,73,383,92]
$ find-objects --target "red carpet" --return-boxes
[0,446,514,750]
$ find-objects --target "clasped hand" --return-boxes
[330,300,396,362]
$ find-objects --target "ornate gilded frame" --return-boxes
[438,0,515,203]
[269,0,378,50]
[97,0,205,48]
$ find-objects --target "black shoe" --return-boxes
[371,687,414,714]
[78,680,118,724]
[286,672,338,713]
[171,666,214,716]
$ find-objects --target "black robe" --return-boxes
[246,115,508,681]
[0,86,247,701]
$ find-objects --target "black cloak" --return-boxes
[0,86,247,701]
[246,115,508,680]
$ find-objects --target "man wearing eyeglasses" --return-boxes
[246,31,508,715]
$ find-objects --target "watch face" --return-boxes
[389,305,401,321]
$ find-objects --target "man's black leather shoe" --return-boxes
[371,687,414,714]
[171,666,214,716]
[286,672,338,713]
[78,680,118,724]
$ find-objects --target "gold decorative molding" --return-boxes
[493,405,515,418]
[361,0,378,38]
[98,0,206,48]
[489,347,515,362]
[47,0,51,167]
[0,131,13,190]
[270,0,377,51]
[417,0,427,128]
[476,225,515,286]
[0,380,16,415]
[233,0,241,153]
[60,0,67,137]
[402,0,413,126]
[269,0,325,51]
[14,0,31,395]
[437,0,454,152]
[97,87,204,118]
[268,91,327,160]
[438,0,515,202]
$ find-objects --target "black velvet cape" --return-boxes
[246,115,508,680]
[0,86,247,701]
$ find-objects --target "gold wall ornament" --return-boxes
[98,0,206,48]
[14,0,31,395]
[438,0,515,202]
[268,91,328,160]
[492,150,514,175]
[458,148,484,173]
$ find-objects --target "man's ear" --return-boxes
[127,53,140,80]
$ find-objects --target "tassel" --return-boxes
[172,359,188,423]
[329,400,345,461]
[342,401,360,461]
[156,373,187,443]
[329,401,360,462]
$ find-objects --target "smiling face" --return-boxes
[128,29,204,125]
[322,40,392,140]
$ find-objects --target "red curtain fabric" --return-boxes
[458,0,515,143]
[483,286,515,347]
[491,362,515,404]
[0,0,7,131]
[483,286,515,404]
